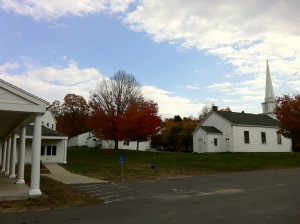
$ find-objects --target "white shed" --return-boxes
[68,131,151,151]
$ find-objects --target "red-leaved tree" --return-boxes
[120,99,161,150]
[55,94,90,137]
[275,94,300,149]
[89,71,143,149]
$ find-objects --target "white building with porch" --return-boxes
[0,79,52,197]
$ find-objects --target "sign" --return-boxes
[119,154,125,165]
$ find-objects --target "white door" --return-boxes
[225,138,230,152]
[198,139,204,153]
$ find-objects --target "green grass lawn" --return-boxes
[63,147,300,182]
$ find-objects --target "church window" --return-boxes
[214,138,218,146]
[277,133,282,144]
[261,132,266,144]
[244,131,250,144]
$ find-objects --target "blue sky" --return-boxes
[1,0,300,118]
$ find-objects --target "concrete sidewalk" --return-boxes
[42,163,107,185]
[0,173,29,201]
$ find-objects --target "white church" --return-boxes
[192,61,292,153]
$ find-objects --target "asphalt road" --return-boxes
[1,168,300,224]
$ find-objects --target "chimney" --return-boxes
[212,106,218,111]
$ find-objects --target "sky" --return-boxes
[1,0,300,119]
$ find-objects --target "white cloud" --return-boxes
[185,85,201,90]
[0,60,105,103]
[0,62,19,72]
[28,60,102,85]
[0,60,205,118]
[206,82,233,91]
[142,85,205,118]
[0,0,135,20]
[124,0,300,80]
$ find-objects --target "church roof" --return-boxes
[214,110,279,127]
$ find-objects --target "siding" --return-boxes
[22,139,67,163]
[68,136,79,147]
[102,140,150,151]
[193,112,234,152]
[232,126,291,152]
[0,87,32,105]
[68,132,100,148]
[207,134,223,152]
[68,133,150,151]
[41,111,56,130]
[193,128,208,153]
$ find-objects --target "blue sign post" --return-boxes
[119,154,125,165]
[119,154,125,181]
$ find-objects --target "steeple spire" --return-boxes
[265,60,275,102]
[262,60,276,118]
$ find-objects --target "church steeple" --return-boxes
[262,60,276,118]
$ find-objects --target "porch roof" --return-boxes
[0,79,49,139]
[201,126,222,134]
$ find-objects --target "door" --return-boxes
[198,139,204,153]
[225,138,230,152]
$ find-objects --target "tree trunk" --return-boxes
[136,141,139,151]
[114,139,119,150]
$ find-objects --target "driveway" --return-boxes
[1,168,300,224]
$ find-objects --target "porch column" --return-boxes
[9,132,17,178]
[0,143,2,166]
[0,140,7,173]
[29,114,42,196]
[16,126,26,184]
[4,136,11,175]
[63,139,67,164]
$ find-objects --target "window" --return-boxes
[47,146,52,155]
[123,141,130,146]
[41,145,57,156]
[244,131,250,144]
[52,146,57,155]
[214,138,218,146]
[41,146,45,155]
[47,122,49,127]
[277,133,282,144]
[52,124,54,129]
[261,132,266,144]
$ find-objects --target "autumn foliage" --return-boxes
[152,116,198,151]
[89,71,161,149]
[120,99,161,150]
[50,94,90,137]
[275,94,300,148]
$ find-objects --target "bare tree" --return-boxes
[198,104,212,120]
[89,70,143,149]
